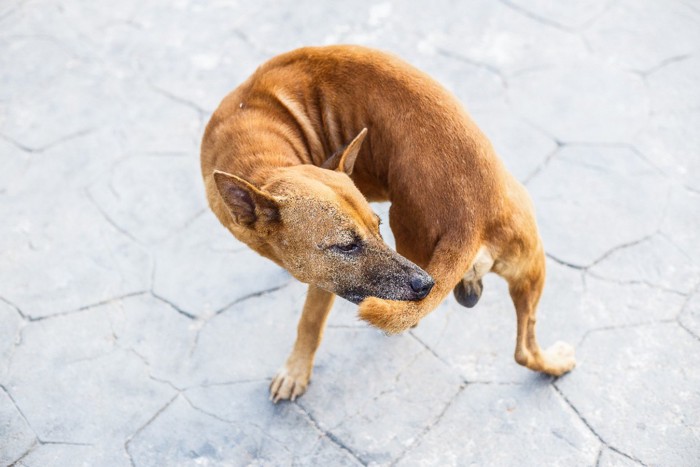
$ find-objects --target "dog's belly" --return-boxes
[463,246,494,281]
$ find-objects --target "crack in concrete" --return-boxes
[148,252,157,293]
[580,1,617,31]
[557,143,690,235]
[512,113,565,146]
[585,270,689,296]
[0,384,39,449]
[434,47,509,90]
[231,28,273,58]
[150,271,292,331]
[407,330,451,370]
[389,384,465,466]
[575,319,678,349]
[214,280,293,315]
[682,183,700,196]
[547,231,658,274]
[552,384,648,467]
[193,378,270,389]
[551,426,582,451]
[180,395,302,463]
[498,0,600,55]
[0,296,27,320]
[676,282,700,341]
[180,392,232,425]
[124,346,183,393]
[0,0,27,24]
[124,393,180,467]
[183,280,294,358]
[73,290,150,313]
[148,82,209,119]
[186,318,207,358]
[293,402,368,466]
[587,233,657,269]
[1,29,84,60]
[0,384,88,453]
[594,446,603,467]
[469,379,532,386]
[373,346,431,401]
[149,291,197,320]
[523,145,561,185]
[637,53,692,78]
[143,149,192,157]
[65,348,120,367]
[38,440,94,446]
[620,144,675,180]
[677,320,700,342]
[2,323,27,381]
[0,297,29,377]
[657,231,696,264]
[499,0,573,32]
[550,142,672,187]
[3,290,150,324]
[8,438,38,467]
[0,128,97,154]
[85,183,157,306]
[679,0,700,16]
[85,187,145,247]
[158,208,208,245]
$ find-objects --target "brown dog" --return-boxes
[201,45,575,402]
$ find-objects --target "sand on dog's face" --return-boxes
[264,165,430,303]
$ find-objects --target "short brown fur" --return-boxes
[201,45,575,402]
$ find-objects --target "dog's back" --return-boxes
[202,45,515,264]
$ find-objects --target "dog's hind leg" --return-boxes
[501,245,576,376]
[270,285,334,402]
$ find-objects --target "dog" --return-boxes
[200,45,576,402]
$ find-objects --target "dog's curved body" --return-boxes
[201,46,575,402]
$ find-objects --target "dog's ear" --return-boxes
[213,170,280,227]
[322,128,367,175]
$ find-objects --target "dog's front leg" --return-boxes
[270,285,334,402]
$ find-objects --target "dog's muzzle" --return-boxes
[339,269,435,304]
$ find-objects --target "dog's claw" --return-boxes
[270,365,310,403]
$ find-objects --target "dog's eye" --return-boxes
[334,242,360,253]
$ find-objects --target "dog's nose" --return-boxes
[410,275,434,299]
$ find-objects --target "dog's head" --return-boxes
[213,128,434,304]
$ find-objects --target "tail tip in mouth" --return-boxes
[357,296,418,334]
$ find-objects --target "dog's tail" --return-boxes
[358,238,480,333]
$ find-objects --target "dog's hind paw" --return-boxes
[542,341,576,376]
[270,366,310,403]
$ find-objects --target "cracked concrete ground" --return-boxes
[1,0,699,465]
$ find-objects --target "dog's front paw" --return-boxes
[358,297,416,334]
[269,365,310,403]
[542,341,576,376]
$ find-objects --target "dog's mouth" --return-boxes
[338,283,433,304]
[340,292,365,305]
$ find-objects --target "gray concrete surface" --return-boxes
[1,0,699,465]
